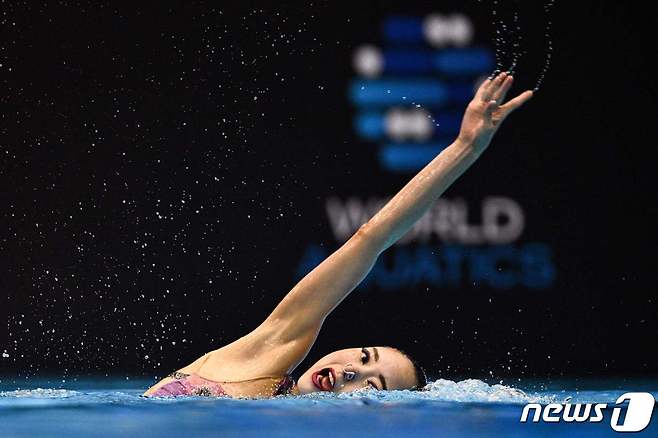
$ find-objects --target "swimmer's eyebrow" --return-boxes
[373,347,379,362]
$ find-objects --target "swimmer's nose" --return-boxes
[344,370,356,382]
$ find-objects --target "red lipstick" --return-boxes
[311,367,336,391]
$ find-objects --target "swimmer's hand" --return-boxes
[457,71,534,155]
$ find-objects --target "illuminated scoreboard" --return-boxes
[295,13,556,293]
[349,14,495,172]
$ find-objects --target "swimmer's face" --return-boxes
[296,346,418,394]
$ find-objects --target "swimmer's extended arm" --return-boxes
[231,73,533,373]
[362,74,533,251]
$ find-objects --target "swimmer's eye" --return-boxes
[361,347,370,364]
[367,380,378,390]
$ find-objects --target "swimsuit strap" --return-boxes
[166,354,293,392]
[166,370,290,385]
[207,374,291,384]
[166,371,191,379]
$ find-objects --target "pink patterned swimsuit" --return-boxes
[150,371,294,398]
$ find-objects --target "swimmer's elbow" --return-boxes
[354,222,371,239]
[354,221,385,254]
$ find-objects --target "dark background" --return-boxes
[1,1,656,383]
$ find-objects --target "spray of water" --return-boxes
[533,0,554,92]
[482,0,554,91]
[506,4,526,75]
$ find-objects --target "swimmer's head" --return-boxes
[296,346,427,394]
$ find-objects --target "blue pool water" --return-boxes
[1,377,656,437]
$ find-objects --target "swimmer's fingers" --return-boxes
[481,71,508,101]
[491,74,514,104]
[499,90,534,118]
[475,77,493,101]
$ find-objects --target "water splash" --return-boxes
[483,0,554,91]
[0,380,653,436]
[0,379,550,404]
[0,388,78,398]
[3,379,652,407]
[421,378,551,403]
[506,4,526,75]
[533,0,555,92]
[490,0,505,75]
[488,0,524,76]
[292,378,553,404]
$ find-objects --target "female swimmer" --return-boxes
[144,71,533,398]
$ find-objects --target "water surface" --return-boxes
[1,377,656,437]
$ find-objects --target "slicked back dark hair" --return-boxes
[387,346,428,391]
